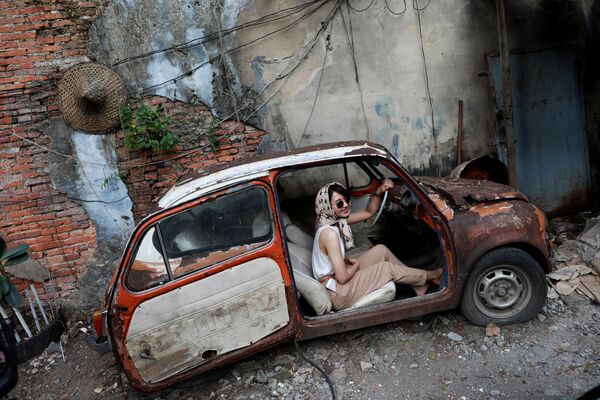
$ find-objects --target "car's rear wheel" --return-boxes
[460,247,547,326]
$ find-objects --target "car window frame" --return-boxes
[122,183,275,294]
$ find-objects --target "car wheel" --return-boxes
[460,247,547,326]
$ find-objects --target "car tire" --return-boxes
[460,247,547,326]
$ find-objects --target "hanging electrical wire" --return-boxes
[413,0,431,11]
[133,0,331,95]
[112,0,326,67]
[347,0,375,13]
[1,1,341,171]
[413,0,439,175]
[386,0,407,15]
[298,12,336,147]
[340,4,372,140]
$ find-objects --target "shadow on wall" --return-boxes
[585,1,600,209]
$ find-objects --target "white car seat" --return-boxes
[287,242,396,315]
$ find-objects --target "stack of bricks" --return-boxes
[0,1,107,300]
[117,96,266,221]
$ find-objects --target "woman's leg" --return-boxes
[357,244,441,295]
[356,244,405,267]
[329,262,398,310]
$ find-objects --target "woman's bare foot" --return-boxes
[413,283,430,296]
[426,268,443,286]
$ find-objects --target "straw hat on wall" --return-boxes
[58,63,128,133]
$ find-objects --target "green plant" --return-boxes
[100,172,124,191]
[206,117,220,152]
[120,102,178,152]
[0,236,25,307]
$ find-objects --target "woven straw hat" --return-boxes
[58,63,127,133]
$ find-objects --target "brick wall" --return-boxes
[0,1,110,300]
[0,2,267,303]
[117,96,266,221]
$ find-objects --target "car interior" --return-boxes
[276,158,447,317]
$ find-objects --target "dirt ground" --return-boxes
[9,215,600,400]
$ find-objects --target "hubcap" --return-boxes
[473,265,531,319]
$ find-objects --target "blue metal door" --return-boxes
[488,46,591,215]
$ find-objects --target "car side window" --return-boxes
[159,186,272,279]
[126,227,169,292]
[345,162,371,189]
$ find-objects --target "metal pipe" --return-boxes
[0,304,20,342]
[495,0,517,187]
[457,99,463,166]
[12,306,33,339]
[25,289,42,334]
[30,284,50,326]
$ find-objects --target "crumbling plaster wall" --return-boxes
[89,0,596,179]
[89,0,503,176]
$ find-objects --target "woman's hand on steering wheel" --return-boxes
[376,178,394,196]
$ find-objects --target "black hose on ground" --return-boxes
[294,337,336,400]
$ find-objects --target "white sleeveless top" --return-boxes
[312,225,345,292]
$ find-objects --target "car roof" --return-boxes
[157,141,389,209]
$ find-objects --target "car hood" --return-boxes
[415,176,528,209]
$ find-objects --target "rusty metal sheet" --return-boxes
[416,176,527,208]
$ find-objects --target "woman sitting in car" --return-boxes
[312,180,442,311]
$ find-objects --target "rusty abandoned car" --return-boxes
[91,141,552,391]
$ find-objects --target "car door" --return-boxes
[107,181,300,390]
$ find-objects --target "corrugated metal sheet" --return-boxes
[489,46,591,216]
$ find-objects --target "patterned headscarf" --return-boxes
[315,182,354,250]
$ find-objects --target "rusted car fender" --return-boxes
[449,199,552,289]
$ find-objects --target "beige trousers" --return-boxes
[328,244,427,311]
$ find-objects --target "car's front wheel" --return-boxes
[460,247,547,326]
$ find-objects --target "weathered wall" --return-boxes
[0,0,108,304]
[89,0,597,192]
[0,1,266,310]
[89,0,501,175]
[117,96,265,220]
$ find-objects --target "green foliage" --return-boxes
[100,172,125,191]
[206,117,220,152]
[120,102,178,152]
[0,235,26,307]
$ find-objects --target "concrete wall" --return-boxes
[89,0,597,184]
[90,0,502,175]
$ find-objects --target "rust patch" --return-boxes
[470,203,514,218]
[417,176,527,208]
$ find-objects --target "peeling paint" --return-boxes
[70,132,135,242]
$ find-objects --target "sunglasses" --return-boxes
[334,199,350,209]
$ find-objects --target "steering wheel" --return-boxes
[365,190,388,228]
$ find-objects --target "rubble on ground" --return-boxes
[548,213,600,303]
[10,212,600,400]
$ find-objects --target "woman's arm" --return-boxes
[347,179,393,224]
[319,228,359,284]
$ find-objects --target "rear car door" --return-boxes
[107,181,299,390]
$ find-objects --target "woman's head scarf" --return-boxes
[315,182,354,250]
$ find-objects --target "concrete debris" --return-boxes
[547,264,596,298]
[485,323,501,337]
[578,275,600,303]
[578,216,600,250]
[255,369,268,384]
[555,279,580,296]
[360,361,373,371]
[547,265,594,281]
[447,332,463,342]
[547,287,560,299]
